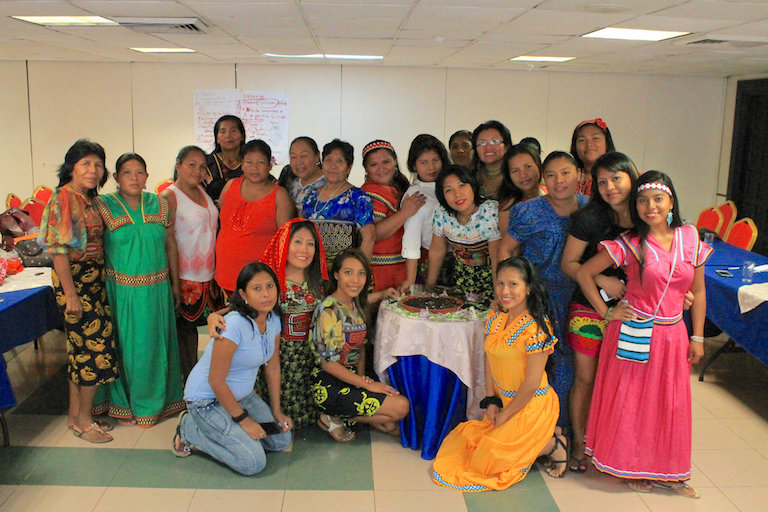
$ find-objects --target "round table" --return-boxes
[373,299,488,459]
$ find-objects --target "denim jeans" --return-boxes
[181,391,292,475]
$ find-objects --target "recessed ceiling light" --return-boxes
[583,27,689,41]
[511,56,574,62]
[265,53,382,60]
[12,15,117,26]
[130,47,195,53]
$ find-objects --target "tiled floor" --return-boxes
[2,330,767,511]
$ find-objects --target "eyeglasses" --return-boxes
[476,139,503,147]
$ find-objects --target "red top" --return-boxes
[361,181,405,265]
[214,178,278,291]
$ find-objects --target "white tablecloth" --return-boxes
[737,282,768,314]
[373,300,488,420]
[0,267,52,293]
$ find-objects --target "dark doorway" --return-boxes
[728,78,768,256]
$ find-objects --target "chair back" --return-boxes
[724,217,758,251]
[155,179,174,195]
[33,185,53,205]
[21,198,46,227]
[6,193,22,209]
[716,200,737,238]
[696,207,723,234]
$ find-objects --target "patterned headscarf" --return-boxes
[260,218,329,293]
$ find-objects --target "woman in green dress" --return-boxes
[93,153,185,427]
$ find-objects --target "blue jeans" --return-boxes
[181,391,292,475]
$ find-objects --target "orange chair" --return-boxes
[33,185,53,205]
[155,179,174,195]
[716,200,737,238]
[21,198,46,226]
[6,193,22,209]
[696,207,723,234]
[724,217,758,251]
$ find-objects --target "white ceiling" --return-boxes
[1,0,767,76]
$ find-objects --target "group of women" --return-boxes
[38,114,709,499]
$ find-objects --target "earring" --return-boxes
[666,210,673,226]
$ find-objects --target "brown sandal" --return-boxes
[72,422,113,444]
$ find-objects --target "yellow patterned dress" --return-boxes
[38,186,119,386]
[432,311,559,491]
[92,192,184,426]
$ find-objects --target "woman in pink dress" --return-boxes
[575,171,710,498]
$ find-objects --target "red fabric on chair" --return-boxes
[20,198,46,227]
[6,193,21,209]
[696,207,723,234]
[155,179,174,194]
[724,217,758,251]
[716,200,737,238]
[33,185,53,205]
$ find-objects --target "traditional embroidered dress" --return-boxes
[288,174,325,212]
[585,225,711,481]
[205,152,242,202]
[432,200,500,305]
[93,192,184,426]
[38,186,119,386]
[362,181,407,291]
[309,296,387,420]
[432,311,559,491]
[256,219,329,429]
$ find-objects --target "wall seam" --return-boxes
[25,60,35,188]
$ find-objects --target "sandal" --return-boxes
[68,418,113,433]
[569,456,588,473]
[72,422,113,444]
[171,411,192,458]
[544,433,568,478]
[627,479,653,493]
[317,414,355,442]
[651,480,700,499]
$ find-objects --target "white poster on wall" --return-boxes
[194,89,290,164]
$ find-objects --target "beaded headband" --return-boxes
[637,182,672,196]
[576,117,608,131]
[362,140,394,159]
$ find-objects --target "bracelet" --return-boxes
[689,335,704,343]
[603,306,614,321]
[479,396,503,409]
[232,409,249,423]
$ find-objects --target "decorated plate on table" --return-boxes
[399,294,464,314]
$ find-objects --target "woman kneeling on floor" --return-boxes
[172,262,292,475]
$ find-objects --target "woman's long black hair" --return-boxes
[326,248,372,309]
[230,262,283,327]
[573,151,639,229]
[289,220,324,298]
[57,139,109,198]
[497,143,542,208]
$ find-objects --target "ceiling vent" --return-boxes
[683,35,767,49]
[112,17,207,34]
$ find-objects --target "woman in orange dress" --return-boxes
[432,257,567,491]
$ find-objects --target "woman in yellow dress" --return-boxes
[432,257,568,491]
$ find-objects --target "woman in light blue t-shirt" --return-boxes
[172,262,292,475]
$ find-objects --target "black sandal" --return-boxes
[544,434,568,478]
[171,411,191,458]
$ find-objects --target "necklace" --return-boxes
[483,166,503,180]
[312,182,345,217]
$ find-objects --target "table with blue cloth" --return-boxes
[700,240,768,378]
[373,300,488,460]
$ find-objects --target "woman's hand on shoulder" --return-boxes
[207,312,226,339]
[400,192,426,218]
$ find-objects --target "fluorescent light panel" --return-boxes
[130,47,195,53]
[12,15,117,26]
[583,27,689,41]
[265,53,382,60]
[511,56,574,62]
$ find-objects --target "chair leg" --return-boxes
[0,410,9,447]
[698,338,745,381]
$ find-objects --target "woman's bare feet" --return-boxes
[544,432,568,478]
[317,414,355,442]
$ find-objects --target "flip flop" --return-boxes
[651,480,700,499]
[569,457,588,473]
[171,411,192,458]
[317,414,355,442]
[72,422,113,444]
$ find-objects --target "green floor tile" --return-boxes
[463,467,559,512]
[24,447,126,486]
[110,449,209,488]
[285,428,373,490]
[194,451,291,490]
[0,447,52,484]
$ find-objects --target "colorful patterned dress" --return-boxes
[361,181,407,291]
[38,186,119,386]
[432,311,559,491]
[309,296,387,420]
[507,194,588,427]
[93,192,185,426]
[585,225,711,482]
[431,200,500,305]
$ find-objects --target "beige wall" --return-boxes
[1,61,726,220]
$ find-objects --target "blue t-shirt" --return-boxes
[184,311,282,402]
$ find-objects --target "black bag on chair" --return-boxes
[13,234,52,267]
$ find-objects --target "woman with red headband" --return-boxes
[361,139,426,291]
[569,118,616,196]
